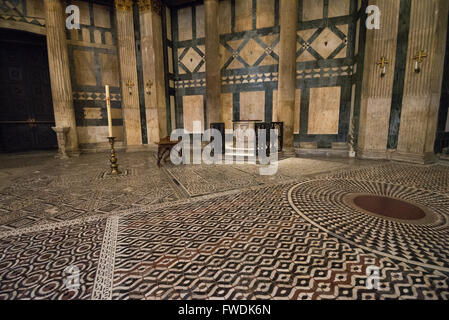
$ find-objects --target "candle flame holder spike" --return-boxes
[107,136,121,175]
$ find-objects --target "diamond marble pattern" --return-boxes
[0,219,106,299]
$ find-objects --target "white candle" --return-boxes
[105,85,113,137]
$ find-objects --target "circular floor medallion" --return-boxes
[352,194,426,221]
[288,179,449,272]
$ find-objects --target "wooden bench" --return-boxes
[155,136,180,167]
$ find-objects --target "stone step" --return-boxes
[440,154,449,162]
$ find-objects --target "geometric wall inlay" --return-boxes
[313,28,346,59]
[0,0,25,16]
[178,46,205,74]
[239,38,268,66]
[221,34,280,70]
[83,107,102,119]
[73,91,121,101]
[296,66,352,79]
[297,26,348,61]
[221,72,278,86]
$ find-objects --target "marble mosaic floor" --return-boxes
[0,151,448,299]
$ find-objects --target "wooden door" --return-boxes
[0,29,57,152]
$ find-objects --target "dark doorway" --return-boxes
[0,29,57,152]
[435,13,449,154]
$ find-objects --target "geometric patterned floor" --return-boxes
[0,151,448,299]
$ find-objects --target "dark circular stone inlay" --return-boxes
[352,195,426,221]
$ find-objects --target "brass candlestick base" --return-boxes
[107,136,121,175]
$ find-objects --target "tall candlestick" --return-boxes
[105,85,113,137]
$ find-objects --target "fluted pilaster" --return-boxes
[205,0,221,127]
[115,0,142,146]
[277,0,298,149]
[139,0,167,143]
[44,0,79,152]
[358,0,400,159]
[394,0,449,163]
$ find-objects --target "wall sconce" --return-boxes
[413,50,427,73]
[376,56,389,77]
[145,80,153,95]
[126,80,134,95]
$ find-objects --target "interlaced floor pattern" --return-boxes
[0,152,448,300]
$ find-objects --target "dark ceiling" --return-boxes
[92,0,200,8]
[163,0,200,7]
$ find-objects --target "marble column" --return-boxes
[393,0,449,164]
[358,0,400,160]
[139,0,167,143]
[44,0,79,154]
[277,0,298,149]
[115,0,142,147]
[205,0,222,127]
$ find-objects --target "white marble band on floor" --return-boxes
[92,216,119,300]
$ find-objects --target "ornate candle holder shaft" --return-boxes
[107,136,121,175]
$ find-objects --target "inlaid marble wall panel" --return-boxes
[167,47,173,73]
[93,3,110,28]
[296,0,359,147]
[170,95,176,131]
[0,0,45,34]
[83,107,102,120]
[178,6,193,41]
[240,91,265,121]
[221,93,233,130]
[308,87,341,135]
[302,0,323,21]
[65,1,123,145]
[72,0,90,25]
[195,4,205,39]
[294,89,301,134]
[170,3,206,129]
[77,125,124,145]
[164,5,175,134]
[235,0,253,32]
[169,0,360,145]
[73,50,96,86]
[26,0,45,18]
[272,88,300,133]
[256,0,275,29]
[99,53,119,87]
[218,0,231,35]
[328,0,350,18]
[171,0,280,129]
[166,5,172,41]
[183,95,204,133]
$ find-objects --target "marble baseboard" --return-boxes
[356,148,437,165]
[390,151,436,165]
[356,148,389,160]
[296,148,350,158]
[299,141,318,149]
